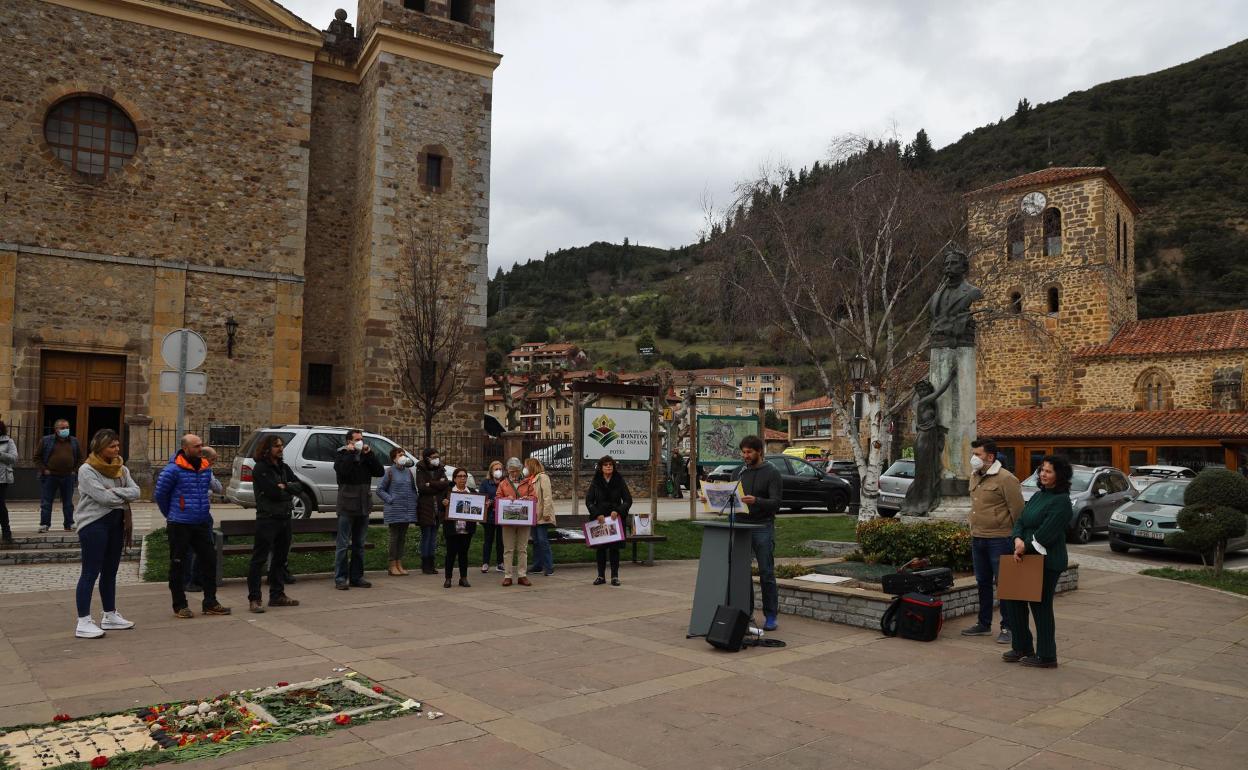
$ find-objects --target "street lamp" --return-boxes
[846,354,868,437]
[225,316,239,359]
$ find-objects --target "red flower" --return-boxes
[276,682,289,687]
[334,714,351,726]
[372,686,385,694]
[144,715,157,723]
[90,757,109,768]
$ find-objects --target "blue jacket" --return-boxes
[154,451,216,524]
[376,465,419,525]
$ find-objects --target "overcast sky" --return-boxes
[284,1,1247,271]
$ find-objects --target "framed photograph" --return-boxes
[495,497,537,526]
[631,513,653,537]
[448,492,486,522]
[584,516,626,547]
[700,480,750,515]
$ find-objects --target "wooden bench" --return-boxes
[212,517,380,583]
[547,514,668,566]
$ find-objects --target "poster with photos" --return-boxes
[496,497,537,526]
[448,492,486,522]
[583,516,626,547]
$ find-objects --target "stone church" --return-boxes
[0,0,497,454]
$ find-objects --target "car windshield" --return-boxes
[1136,481,1187,506]
[883,460,914,479]
[1023,469,1093,492]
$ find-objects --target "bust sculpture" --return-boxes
[927,248,983,349]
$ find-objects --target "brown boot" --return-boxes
[268,595,300,607]
[387,561,402,577]
[396,560,409,576]
[248,600,265,613]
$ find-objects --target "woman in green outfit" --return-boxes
[1003,454,1070,669]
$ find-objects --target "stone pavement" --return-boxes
[2,561,1246,769]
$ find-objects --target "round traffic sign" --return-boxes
[160,329,207,371]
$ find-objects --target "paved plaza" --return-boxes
[1,559,1246,769]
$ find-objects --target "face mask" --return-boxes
[522,467,530,478]
[398,457,414,468]
[354,440,364,451]
[970,454,984,472]
[57,428,70,439]
[430,458,441,467]
[493,469,504,479]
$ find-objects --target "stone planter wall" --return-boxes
[754,563,1079,630]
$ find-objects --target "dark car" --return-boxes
[824,458,861,507]
[707,454,852,513]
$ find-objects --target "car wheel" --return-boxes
[1069,511,1093,544]
[292,491,315,520]
[1109,539,1130,554]
[826,490,849,513]
[877,508,898,519]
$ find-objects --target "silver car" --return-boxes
[1020,464,1136,544]
[226,426,475,518]
[877,459,915,517]
[1108,478,1248,555]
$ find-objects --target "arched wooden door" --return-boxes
[39,352,125,444]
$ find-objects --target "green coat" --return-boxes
[1011,488,1070,572]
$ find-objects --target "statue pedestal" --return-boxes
[927,496,972,523]
[930,346,976,515]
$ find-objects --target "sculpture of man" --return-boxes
[928,248,984,349]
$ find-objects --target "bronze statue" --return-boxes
[901,366,957,515]
[927,248,983,349]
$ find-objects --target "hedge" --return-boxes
[855,518,973,571]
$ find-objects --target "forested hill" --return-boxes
[487,37,1248,370]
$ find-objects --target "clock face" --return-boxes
[1021,191,1047,216]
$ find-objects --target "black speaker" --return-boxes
[706,605,750,652]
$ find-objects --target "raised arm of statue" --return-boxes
[918,366,957,408]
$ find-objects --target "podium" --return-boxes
[688,520,763,637]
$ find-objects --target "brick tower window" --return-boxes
[44,96,137,176]
[1046,286,1060,314]
[1009,291,1023,314]
[307,363,333,397]
[1006,215,1024,260]
[1043,207,1062,256]
[450,0,473,24]
[403,0,427,10]
[419,145,452,193]
[1135,368,1172,411]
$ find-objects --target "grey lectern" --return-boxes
[687,519,763,637]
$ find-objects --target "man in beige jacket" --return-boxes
[963,439,1024,644]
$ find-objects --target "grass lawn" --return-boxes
[141,515,857,582]
[1141,567,1248,597]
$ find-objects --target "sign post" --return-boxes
[160,329,208,440]
[570,381,661,518]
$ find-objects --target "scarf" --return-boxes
[87,453,125,479]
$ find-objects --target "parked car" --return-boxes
[706,454,852,512]
[1020,464,1136,544]
[823,458,861,507]
[1109,478,1248,556]
[226,426,475,518]
[528,442,573,470]
[1128,464,1196,491]
[782,446,826,462]
[877,459,915,517]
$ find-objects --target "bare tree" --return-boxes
[394,226,474,449]
[492,370,540,431]
[703,138,964,521]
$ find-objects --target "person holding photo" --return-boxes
[443,468,478,588]
[495,457,533,586]
[480,460,505,573]
[377,447,419,577]
[585,455,632,586]
[526,457,557,576]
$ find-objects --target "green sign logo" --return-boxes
[588,415,620,448]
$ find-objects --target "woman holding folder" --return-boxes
[1002,454,1070,669]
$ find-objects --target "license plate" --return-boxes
[1133,529,1165,540]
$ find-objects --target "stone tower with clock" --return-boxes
[966,167,1139,410]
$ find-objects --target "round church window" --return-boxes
[44,96,138,176]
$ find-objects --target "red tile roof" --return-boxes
[784,396,835,413]
[966,166,1139,214]
[979,408,1248,439]
[1075,309,1248,359]
[764,428,789,441]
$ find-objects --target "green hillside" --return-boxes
[488,38,1248,371]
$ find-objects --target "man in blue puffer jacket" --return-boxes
[154,434,231,618]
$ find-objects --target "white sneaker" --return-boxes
[101,611,135,630]
[75,617,105,639]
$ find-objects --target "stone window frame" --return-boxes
[303,356,341,401]
[403,0,428,11]
[1007,288,1024,315]
[31,84,151,183]
[1134,367,1174,412]
[1042,206,1062,257]
[418,144,452,194]
[1044,283,1061,315]
[1006,214,1025,260]
[449,0,474,24]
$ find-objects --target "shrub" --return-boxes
[856,518,972,571]
[1167,469,1248,575]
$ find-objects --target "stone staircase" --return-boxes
[0,532,143,566]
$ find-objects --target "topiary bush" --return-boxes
[1165,469,1248,575]
[855,518,972,571]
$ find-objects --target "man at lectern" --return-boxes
[732,435,783,631]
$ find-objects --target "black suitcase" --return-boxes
[881,592,944,641]
[706,605,750,652]
[881,567,954,596]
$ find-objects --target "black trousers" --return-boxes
[596,544,621,578]
[168,522,219,611]
[443,522,474,579]
[481,520,504,565]
[247,517,293,602]
[0,483,10,539]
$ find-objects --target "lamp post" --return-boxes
[225,317,239,359]
[846,354,868,437]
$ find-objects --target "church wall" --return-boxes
[1074,352,1247,411]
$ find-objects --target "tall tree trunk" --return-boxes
[423,409,433,453]
[1214,541,1226,577]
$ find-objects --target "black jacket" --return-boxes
[585,472,633,520]
[415,460,450,527]
[733,461,782,522]
[333,445,384,486]
[252,458,304,519]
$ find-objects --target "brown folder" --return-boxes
[997,554,1044,602]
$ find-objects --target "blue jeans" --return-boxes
[972,536,1016,628]
[335,515,369,584]
[419,525,438,559]
[40,474,75,528]
[77,509,124,617]
[751,521,778,618]
[530,524,554,573]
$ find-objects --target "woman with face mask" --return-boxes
[377,447,420,576]
[444,468,478,588]
[526,457,557,577]
[479,460,506,573]
[495,457,534,586]
[414,447,450,574]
